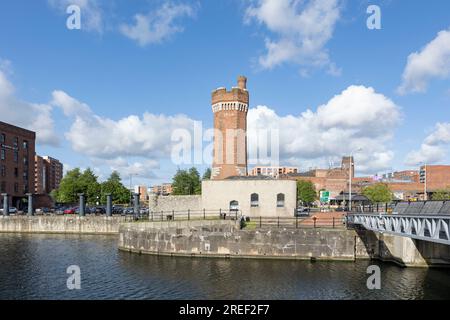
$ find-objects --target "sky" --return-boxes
[1,0,450,186]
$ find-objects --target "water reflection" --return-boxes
[0,234,449,300]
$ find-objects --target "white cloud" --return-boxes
[0,70,59,146]
[248,85,401,174]
[120,2,197,46]
[50,91,195,160]
[405,123,450,166]
[245,0,341,72]
[48,0,103,33]
[398,28,450,94]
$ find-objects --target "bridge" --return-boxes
[347,201,450,245]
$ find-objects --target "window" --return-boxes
[13,151,18,163]
[13,137,18,149]
[250,193,259,207]
[23,140,28,150]
[229,200,239,211]
[23,171,28,181]
[23,157,28,166]
[14,183,19,193]
[14,168,18,178]
[1,149,4,160]
[1,165,5,177]
[0,134,5,144]
[0,181,6,193]
[277,193,285,208]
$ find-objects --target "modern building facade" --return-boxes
[0,121,36,207]
[151,183,173,196]
[249,166,298,178]
[211,76,249,180]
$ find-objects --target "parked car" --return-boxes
[64,207,76,214]
[0,207,17,214]
[295,206,310,217]
[93,206,106,214]
[113,206,124,215]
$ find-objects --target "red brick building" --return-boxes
[0,121,36,208]
[35,155,63,195]
[211,76,249,180]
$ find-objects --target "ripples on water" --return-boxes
[0,233,449,300]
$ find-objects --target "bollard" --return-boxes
[78,193,85,217]
[188,209,190,221]
[296,216,298,229]
[333,217,335,228]
[203,208,206,220]
[26,193,33,216]
[106,193,112,217]
[133,193,140,218]
[313,217,317,228]
[2,193,9,216]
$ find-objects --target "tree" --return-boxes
[172,167,202,195]
[297,180,317,205]
[432,187,450,201]
[362,183,393,204]
[101,171,130,204]
[202,168,212,180]
[79,168,101,204]
[56,168,83,203]
[55,168,101,204]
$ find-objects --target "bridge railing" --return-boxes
[346,213,450,245]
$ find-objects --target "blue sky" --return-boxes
[1,0,450,186]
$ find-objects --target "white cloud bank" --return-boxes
[0,70,59,146]
[120,2,197,46]
[245,0,341,73]
[398,28,450,94]
[248,85,401,174]
[405,123,450,166]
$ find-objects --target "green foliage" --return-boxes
[202,168,212,180]
[432,187,450,201]
[100,171,131,204]
[362,183,393,204]
[172,167,202,195]
[297,180,317,205]
[55,168,130,205]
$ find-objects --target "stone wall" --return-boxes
[118,221,358,261]
[148,195,202,212]
[118,222,450,266]
[0,216,127,234]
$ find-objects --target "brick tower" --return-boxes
[211,76,249,180]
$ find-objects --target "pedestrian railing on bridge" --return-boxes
[347,213,450,245]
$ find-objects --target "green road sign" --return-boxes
[320,191,330,203]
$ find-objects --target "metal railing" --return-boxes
[125,209,242,222]
[246,216,346,229]
[347,213,450,245]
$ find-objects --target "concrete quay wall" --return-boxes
[118,220,366,261]
[0,216,128,234]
